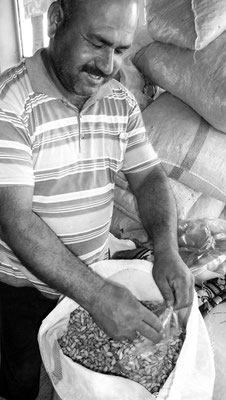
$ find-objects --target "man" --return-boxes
[0,0,194,398]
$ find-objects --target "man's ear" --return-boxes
[47,1,64,38]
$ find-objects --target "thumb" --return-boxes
[158,278,175,308]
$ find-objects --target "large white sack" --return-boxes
[134,31,226,133]
[119,57,153,112]
[38,260,215,400]
[205,302,226,400]
[146,0,226,50]
[110,171,202,243]
[186,195,226,221]
[110,171,225,244]
[142,92,226,203]
[118,25,154,111]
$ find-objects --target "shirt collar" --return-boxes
[25,48,116,103]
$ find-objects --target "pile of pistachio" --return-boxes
[58,302,185,396]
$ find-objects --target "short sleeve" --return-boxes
[0,107,34,186]
[121,98,160,174]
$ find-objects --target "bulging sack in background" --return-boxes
[118,25,155,111]
[134,31,226,133]
[38,260,215,400]
[110,170,206,244]
[185,196,226,222]
[146,0,226,50]
[119,57,153,112]
[142,92,226,204]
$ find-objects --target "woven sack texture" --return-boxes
[134,31,226,133]
[110,171,225,244]
[146,0,226,50]
[38,260,215,400]
[142,92,226,203]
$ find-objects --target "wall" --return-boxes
[0,0,20,73]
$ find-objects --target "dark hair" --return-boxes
[57,0,83,27]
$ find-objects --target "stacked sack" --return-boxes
[145,0,226,52]
[111,0,226,244]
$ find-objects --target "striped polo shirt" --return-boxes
[0,49,160,297]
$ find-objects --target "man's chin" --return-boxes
[75,78,110,97]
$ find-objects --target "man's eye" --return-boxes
[115,48,126,56]
[92,42,103,49]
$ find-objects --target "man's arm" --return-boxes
[126,163,194,309]
[0,185,163,341]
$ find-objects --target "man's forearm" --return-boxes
[0,209,105,310]
[136,166,179,254]
[127,165,194,309]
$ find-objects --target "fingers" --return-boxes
[156,276,193,311]
[173,274,195,310]
[130,304,164,343]
[153,255,195,311]
[138,320,163,344]
[156,276,175,308]
[91,282,164,343]
[115,310,163,343]
[141,304,163,333]
[174,287,194,310]
[121,330,138,342]
[111,304,163,342]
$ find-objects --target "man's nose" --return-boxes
[96,48,115,76]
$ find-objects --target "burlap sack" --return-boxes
[134,31,226,133]
[110,171,202,243]
[118,25,154,111]
[142,92,226,203]
[146,0,226,50]
[110,173,225,244]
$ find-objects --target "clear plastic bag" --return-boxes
[117,302,185,396]
[178,218,226,282]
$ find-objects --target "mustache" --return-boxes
[82,65,113,79]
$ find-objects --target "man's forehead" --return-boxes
[76,0,138,9]
[76,0,138,34]
[75,0,139,20]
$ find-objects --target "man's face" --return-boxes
[49,0,138,98]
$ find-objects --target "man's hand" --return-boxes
[152,249,195,310]
[89,280,163,342]
[126,165,195,311]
